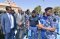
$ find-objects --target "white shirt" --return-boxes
[7,13,14,29]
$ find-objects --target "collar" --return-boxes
[7,13,12,15]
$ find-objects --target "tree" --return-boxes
[54,7,60,16]
[34,5,42,14]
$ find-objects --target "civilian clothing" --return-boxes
[1,13,16,39]
[29,15,39,27]
[7,13,14,29]
[16,13,25,29]
[5,29,15,39]
[28,15,39,39]
[16,13,25,39]
[28,26,38,39]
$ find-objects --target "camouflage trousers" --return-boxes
[47,35,56,39]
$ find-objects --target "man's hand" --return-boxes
[37,24,56,32]
[18,22,22,26]
[37,24,44,29]
[46,27,55,31]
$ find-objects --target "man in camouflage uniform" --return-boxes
[54,12,60,39]
[38,7,57,39]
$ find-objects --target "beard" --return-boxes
[46,13,51,16]
[32,15,36,18]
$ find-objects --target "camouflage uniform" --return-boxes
[40,15,57,39]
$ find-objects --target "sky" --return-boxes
[0,0,60,11]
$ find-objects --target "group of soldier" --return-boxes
[1,6,60,39]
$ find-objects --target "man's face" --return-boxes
[32,13,36,17]
[7,8,12,13]
[18,9,22,14]
[46,9,52,16]
[11,10,15,14]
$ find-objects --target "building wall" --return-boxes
[0,4,21,13]
[0,5,6,11]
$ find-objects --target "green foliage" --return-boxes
[34,5,42,14]
[54,7,60,12]
[54,7,60,16]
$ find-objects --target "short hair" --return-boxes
[32,10,36,13]
[45,7,53,12]
[5,6,11,10]
[11,10,15,12]
[26,9,29,11]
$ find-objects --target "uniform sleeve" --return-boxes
[38,15,45,24]
[50,21,58,29]
[50,16,57,28]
